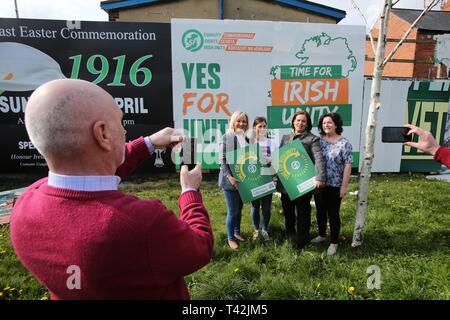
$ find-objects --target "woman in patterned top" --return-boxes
[311,112,352,256]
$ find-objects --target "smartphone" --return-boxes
[180,138,197,170]
[381,127,412,143]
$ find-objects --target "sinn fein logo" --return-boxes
[279,148,310,180]
[182,29,204,52]
[234,153,259,182]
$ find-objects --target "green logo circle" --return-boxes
[182,29,204,52]
[288,155,308,177]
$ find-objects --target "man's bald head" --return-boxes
[25,79,120,162]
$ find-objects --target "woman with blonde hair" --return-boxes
[218,111,249,250]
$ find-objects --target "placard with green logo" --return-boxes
[227,144,276,203]
[272,139,316,200]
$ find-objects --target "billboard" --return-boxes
[0,18,173,173]
[360,79,449,172]
[0,18,448,174]
[171,18,366,169]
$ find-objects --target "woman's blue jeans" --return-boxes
[223,189,243,241]
[251,193,273,232]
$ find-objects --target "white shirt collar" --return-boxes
[48,171,121,191]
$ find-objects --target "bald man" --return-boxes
[10,79,213,300]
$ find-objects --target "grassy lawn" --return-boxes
[0,173,449,300]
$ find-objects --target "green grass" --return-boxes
[0,173,449,300]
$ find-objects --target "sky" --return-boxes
[0,0,443,30]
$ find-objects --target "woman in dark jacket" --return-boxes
[278,110,326,248]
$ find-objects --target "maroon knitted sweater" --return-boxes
[10,137,213,299]
[434,146,450,168]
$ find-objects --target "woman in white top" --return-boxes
[249,117,273,241]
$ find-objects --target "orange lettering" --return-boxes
[216,93,231,116]
[182,92,197,115]
[197,93,214,113]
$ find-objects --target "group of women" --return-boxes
[218,110,353,255]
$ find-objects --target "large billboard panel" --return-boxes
[171,19,366,169]
[0,18,173,173]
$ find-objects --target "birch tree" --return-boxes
[351,0,441,248]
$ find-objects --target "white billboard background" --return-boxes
[171,18,366,167]
[360,79,410,172]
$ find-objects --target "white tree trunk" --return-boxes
[350,0,440,248]
[351,0,392,248]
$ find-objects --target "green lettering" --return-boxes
[208,63,221,89]
[182,63,195,89]
[196,63,207,89]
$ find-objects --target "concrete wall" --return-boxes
[414,30,448,79]
[365,11,449,79]
[112,0,337,24]
[117,0,218,23]
[223,0,335,23]
[365,13,417,78]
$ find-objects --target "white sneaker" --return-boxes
[327,244,338,256]
[252,230,260,241]
[261,230,270,241]
[310,236,326,244]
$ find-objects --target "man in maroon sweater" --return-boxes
[10,79,214,300]
[405,124,450,169]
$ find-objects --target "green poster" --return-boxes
[227,144,276,203]
[272,139,316,200]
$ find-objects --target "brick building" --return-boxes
[365,2,450,79]
[100,0,346,24]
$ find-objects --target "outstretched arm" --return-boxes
[404,124,440,156]
[404,124,450,168]
[116,128,183,179]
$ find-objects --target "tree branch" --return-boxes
[381,0,440,68]
[350,0,376,55]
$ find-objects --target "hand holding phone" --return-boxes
[180,163,202,192]
[404,124,440,156]
[180,138,197,170]
[381,127,412,143]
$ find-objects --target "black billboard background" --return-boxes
[0,18,174,173]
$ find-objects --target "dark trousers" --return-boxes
[315,186,342,244]
[281,191,314,248]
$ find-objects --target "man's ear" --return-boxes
[93,120,112,152]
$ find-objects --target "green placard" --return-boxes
[272,139,316,200]
[226,144,276,203]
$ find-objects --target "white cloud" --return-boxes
[316,0,441,28]
[0,0,107,21]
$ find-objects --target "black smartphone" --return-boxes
[180,138,197,170]
[381,127,412,143]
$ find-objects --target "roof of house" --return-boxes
[100,0,346,21]
[392,8,450,32]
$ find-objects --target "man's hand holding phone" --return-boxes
[180,138,197,170]
[404,124,440,156]
[381,126,412,143]
[180,164,202,192]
